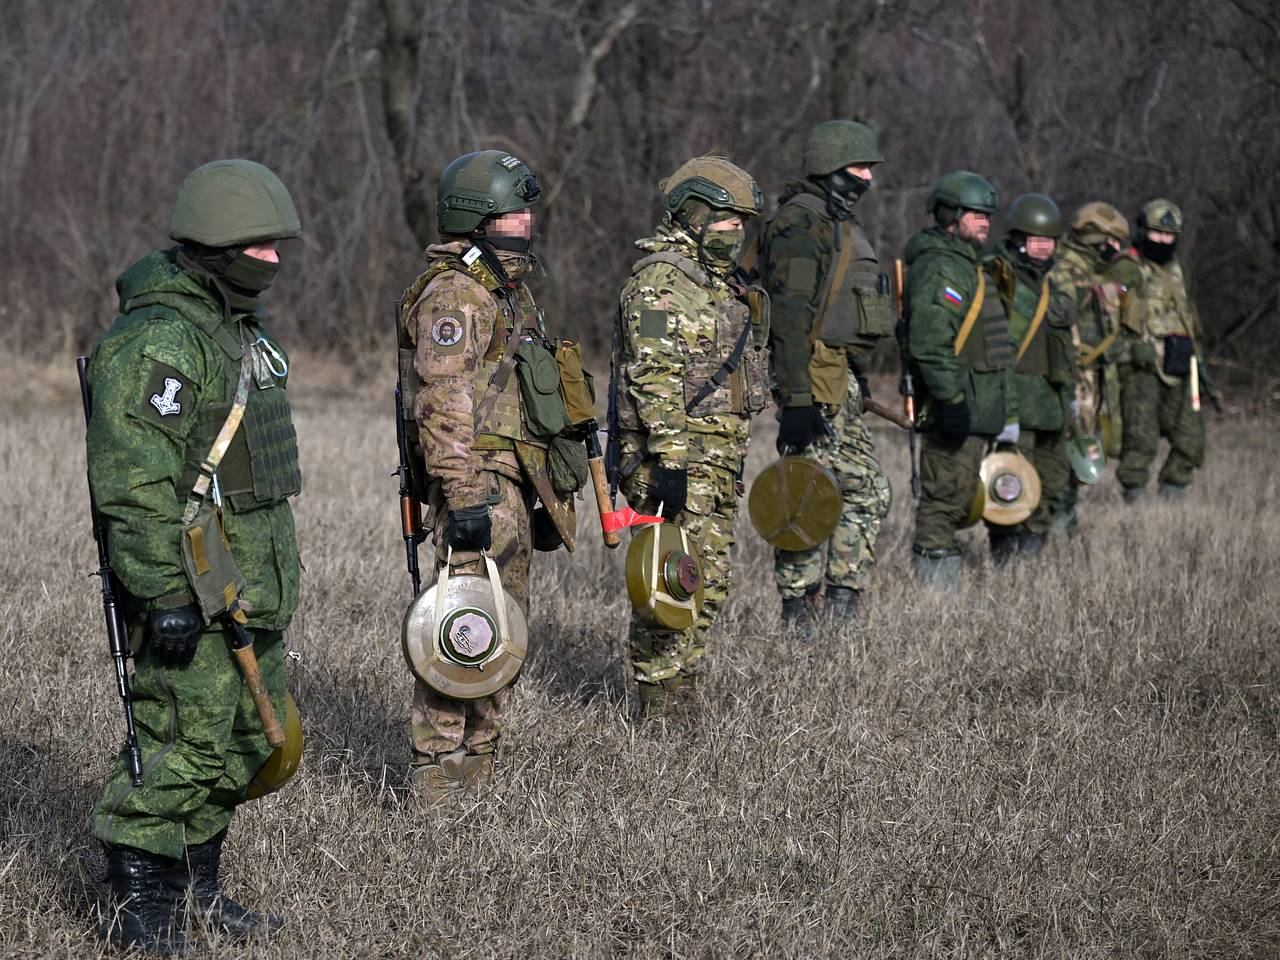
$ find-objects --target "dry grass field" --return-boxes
[2,358,1277,958]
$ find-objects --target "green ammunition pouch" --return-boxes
[181,501,248,623]
[514,339,572,438]
[1162,334,1194,377]
[555,340,597,425]
[548,434,589,494]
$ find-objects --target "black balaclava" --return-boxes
[813,169,871,220]
[1138,235,1177,265]
[178,243,281,314]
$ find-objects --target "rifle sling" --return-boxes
[952,270,986,356]
[684,315,754,414]
[181,346,253,525]
[1015,278,1051,366]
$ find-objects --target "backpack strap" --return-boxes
[1015,278,1051,365]
[952,271,987,356]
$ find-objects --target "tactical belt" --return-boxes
[1015,279,1051,366]
[181,346,253,524]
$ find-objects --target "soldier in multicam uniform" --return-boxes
[1048,201,1135,531]
[86,160,302,952]
[614,156,770,719]
[981,194,1077,560]
[1117,199,1206,500]
[398,150,576,802]
[903,170,1015,589]
[760,120,894,631]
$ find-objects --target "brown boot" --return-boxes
[636,676,699,724]
[411,749,470,808]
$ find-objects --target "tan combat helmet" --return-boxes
[1071,201,1130,244]
[1137,198,1183,235]
[660,155,763,220]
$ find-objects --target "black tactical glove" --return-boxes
[148,605,204,666]
[447,504,492,552]
[934,397,972,446]
[778,404,830,453]
[651,465,688,521]
[855,374,871,401]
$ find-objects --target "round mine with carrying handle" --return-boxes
[980,450,1042,526]
[747,457,842,551]
[625,522,705,631]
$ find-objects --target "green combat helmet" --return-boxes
[1137,198,1183,235]
[803,120,883,176]
[437,150,541,236]
[660,155,763,220]
[927,170,999,218]
[1005,193,1063,237]
[1071,202,1129,244]
[169,159,301,247]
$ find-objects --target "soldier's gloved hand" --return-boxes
[448,504,492,552]
[934,398,971,446]
[148,605,204,667]
[651,465,688,521]
[995,421,1021,446]
[778,405,830,452]
[855,374,871,401]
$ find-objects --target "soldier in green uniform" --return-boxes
[903,171,1014,588]
[981,194,1077,559]
[760,120,893,629]
[87,160,303,952]
[1117,199,1206,500]
[399,150,584,803]
[1048,201,1135,531]
[614,156,770,718]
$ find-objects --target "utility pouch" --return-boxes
[514,339,572,438]
[181,501,247,624]
[547,434,590,494]
[554,340,597,425]
[853,282,896,338]
[808,340,850,409]
[1162,334,1194,377]
[744,284,771,346]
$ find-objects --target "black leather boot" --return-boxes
[101,846,187,956]
[824,586,863,626]
[780,593,821,642]
[183,829,283,939]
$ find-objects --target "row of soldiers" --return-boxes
[80,120,1206,951]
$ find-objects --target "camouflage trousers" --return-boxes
[993,428,1070,539]
[913,432,988,554]
[91,626,286,860]
[410,470,532,764]
[621,454,741,688]
[1117,365,1205,490]
[774,378,891,599]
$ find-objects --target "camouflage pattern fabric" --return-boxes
[620,449,739,685]
[410,471,532,762]
[913,433,986,554]
[773,375,891,598]
[91,628,285,859]
[616,223,759,688]
[86,249,300,858]
[406,244,540,761]
[1117,365,1205,490]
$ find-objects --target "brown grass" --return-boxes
[1,366,1277,958]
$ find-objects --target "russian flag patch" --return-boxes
[943,287,964,305]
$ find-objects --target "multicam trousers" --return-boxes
[1117,365,1205,490]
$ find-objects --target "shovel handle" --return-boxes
[230,624,285,749]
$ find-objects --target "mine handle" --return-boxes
[228,615,285,748]
[77,356,146,787]
[394,381,423,596]
[584,427,621,549]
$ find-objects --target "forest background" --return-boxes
[3,0,1278,390]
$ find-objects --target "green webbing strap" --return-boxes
[181,346,253,524]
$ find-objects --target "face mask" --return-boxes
[1098,243,1119,264]
[701,226,746,268]
[221,249,282,295]
[485,232,536,257]
[1139,236,1177,265]
[819,171,871,220]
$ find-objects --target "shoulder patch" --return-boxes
[638,309,670,340]
[427,311,470,355]
[139,361,193,426]
[785,258,819,293]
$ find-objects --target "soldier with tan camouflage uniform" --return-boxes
[760,120,894,631]
[1117,198,1206,500]
[614,156,770,719]
[398,150,582,802]
[1048,201,1135,531]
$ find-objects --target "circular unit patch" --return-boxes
[431,315,464,347]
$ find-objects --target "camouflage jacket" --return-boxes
[402,243,541,510]
[87,249,300,629]
[904,226,1017,436]
[1133,255,1200,385]
[985,243,1076,432]
[615,224,768,473]
[761,180,893,407]
[1049,237,1133,368]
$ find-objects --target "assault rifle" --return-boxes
[77,356,145,787]
[394,380,425,596]
[892,259,921,501]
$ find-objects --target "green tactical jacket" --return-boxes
[761,179,889,407]
[904,226,1016,436]
[986,243,1076,433]
[87,249,301,630]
